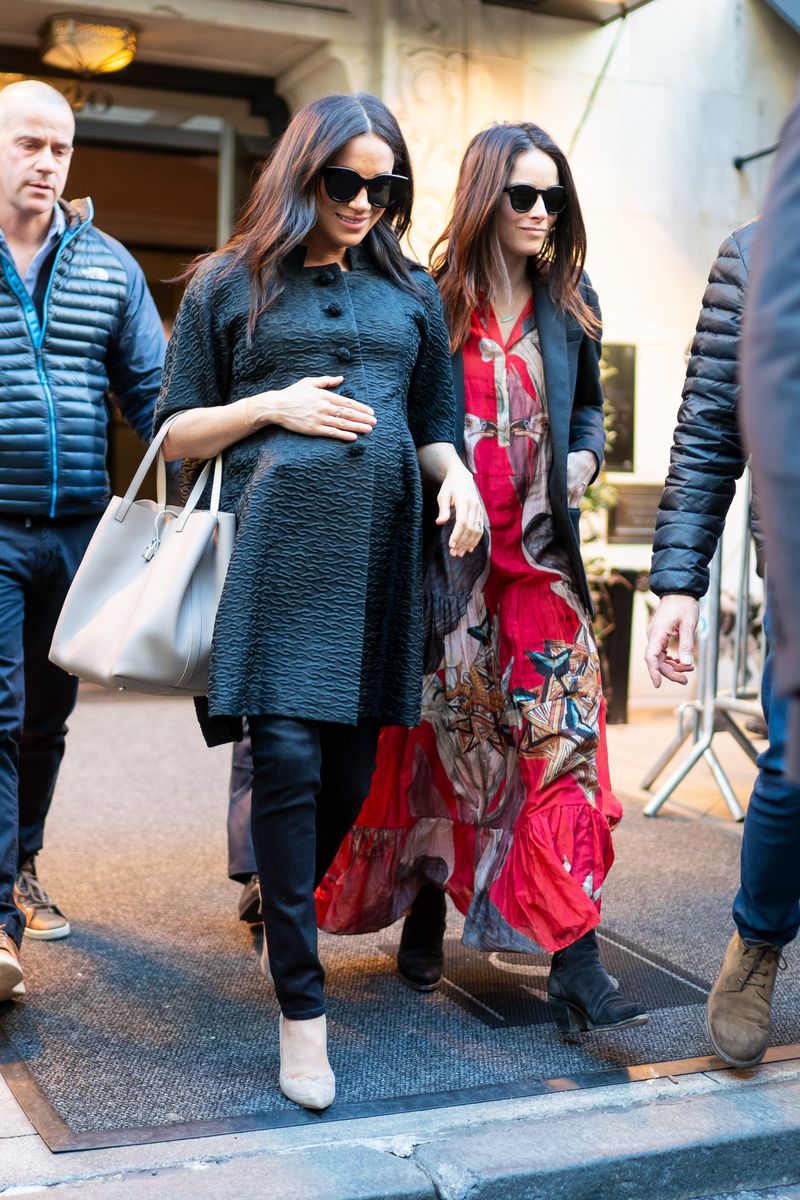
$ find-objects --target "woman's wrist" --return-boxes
[444,457,468,482]
[241,390,279,433]
[417,442,465,484]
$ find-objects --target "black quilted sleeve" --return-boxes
[152,266,233,438]
[649,227,753,598]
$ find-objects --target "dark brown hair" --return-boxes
[430,122,599,350]
[189,93,417,333]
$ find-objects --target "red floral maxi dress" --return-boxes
[317,298,622,953]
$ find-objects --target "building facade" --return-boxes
[1,0,798,700]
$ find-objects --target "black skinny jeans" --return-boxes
[248,714,380,1019]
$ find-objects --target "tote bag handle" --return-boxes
[114,413,223,530]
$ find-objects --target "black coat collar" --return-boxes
[283,242,372,271]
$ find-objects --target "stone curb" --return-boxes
[3,1144,435,1199]
[5,1070,800,1198]
[413,1078,800,1200]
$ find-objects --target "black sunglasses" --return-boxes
[503,184,566,215]
[322,166,409,209]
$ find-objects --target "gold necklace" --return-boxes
[494,288,530,322]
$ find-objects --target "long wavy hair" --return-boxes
[188,93,417,334]
[430,122,599,350]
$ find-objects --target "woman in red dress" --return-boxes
[317,123,648,1033]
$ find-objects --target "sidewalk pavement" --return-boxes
[2,703,790,1200]
[606,703,760,823]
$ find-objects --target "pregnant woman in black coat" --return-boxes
[154,93,482,1109]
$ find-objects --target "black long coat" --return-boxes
[154,245,456,744]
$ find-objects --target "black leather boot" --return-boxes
[548,929,650,1032]
[397,884,447,991]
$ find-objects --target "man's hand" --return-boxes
[644,594,700,688]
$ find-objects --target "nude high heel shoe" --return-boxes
[278,1014,336,1110]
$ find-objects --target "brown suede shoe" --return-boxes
[0,929,24,1001]
[707,932,783,1067]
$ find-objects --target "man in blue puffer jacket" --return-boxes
[0,80,165,1001]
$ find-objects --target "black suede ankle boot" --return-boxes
[397,883,447,992]
[547,929,650,1032]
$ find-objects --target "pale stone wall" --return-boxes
[358,0,799,505]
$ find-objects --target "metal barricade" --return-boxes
[641,472,764,819]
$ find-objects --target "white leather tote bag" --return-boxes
[49,416,236,696]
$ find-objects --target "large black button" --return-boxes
[319,270,336,286]
[325,302,342,317]
[336,346,353,363]
[348,440,366,457]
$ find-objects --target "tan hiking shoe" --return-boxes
[0,929,24,1000]
[707,931,783,1067]
[14,858,71,941]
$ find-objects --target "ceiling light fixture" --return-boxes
[39,14,139,76]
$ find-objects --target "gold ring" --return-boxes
[335,407,343,419]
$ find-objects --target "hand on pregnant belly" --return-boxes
[246,376,377,442]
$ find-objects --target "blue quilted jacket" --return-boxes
[0,198,165,518]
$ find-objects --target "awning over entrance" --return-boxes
[481,0,656,23]
[0,0,333,80]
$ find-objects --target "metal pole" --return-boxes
[217,121,237,248]
[733,144,779,171]
[643,546,722,816]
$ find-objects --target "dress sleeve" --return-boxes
[152,267,233,438]
[407,272,457,448]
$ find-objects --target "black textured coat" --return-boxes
[154,245,456,744]
[650,220,759,598]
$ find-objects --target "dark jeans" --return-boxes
[0,515,97,945]
[248,714,379,1019]
[227,726,257,882]
[732,600,800,947]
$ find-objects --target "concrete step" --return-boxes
[4,1064,800,1199]
[412,1075,800,1200]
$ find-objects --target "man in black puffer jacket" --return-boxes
[645,215,797,1069]
[0,81,165,1001]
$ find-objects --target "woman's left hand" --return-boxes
[566,450,599,507]
[436,463,485,557]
